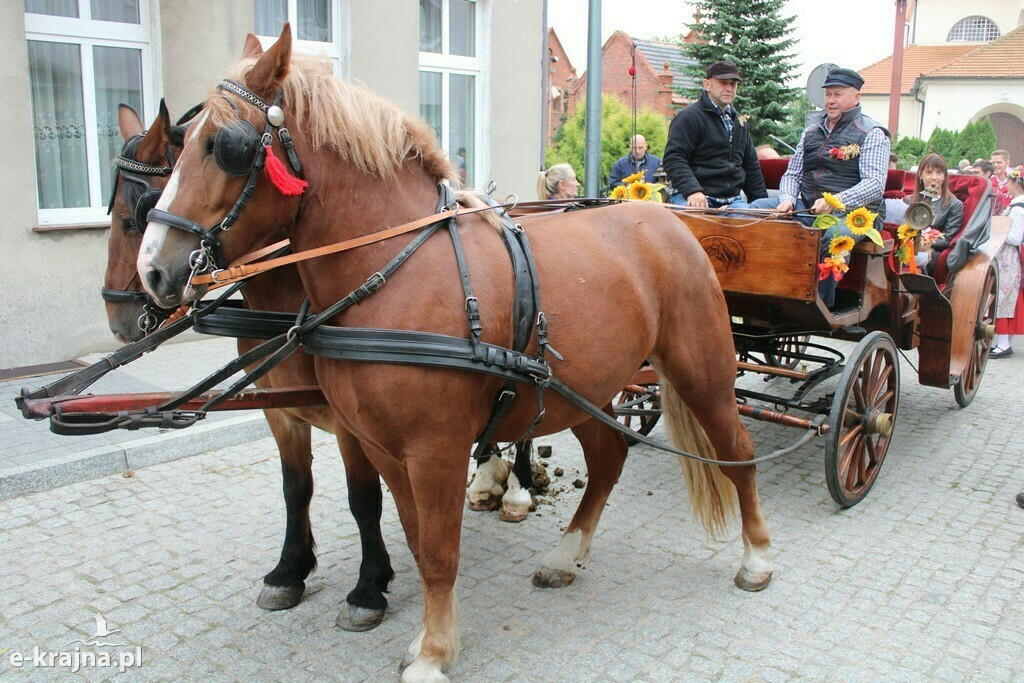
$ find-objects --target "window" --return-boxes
[419,0,483,188]
[25,0,155,225]
[254,0,348,76]
[947,16,1000,42]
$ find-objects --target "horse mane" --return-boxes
[206,54,457,185]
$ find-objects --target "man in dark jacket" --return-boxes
[610,135,661,188]
[663,60,767,209]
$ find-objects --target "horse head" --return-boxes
[105,99,183,342]
[139,27,305,308]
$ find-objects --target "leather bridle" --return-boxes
[102,133,178,335]
[147,79,303,282]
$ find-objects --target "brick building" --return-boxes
[546,28,579,145]
[574,30,698,120]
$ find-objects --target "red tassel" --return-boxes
[263,144,308,196]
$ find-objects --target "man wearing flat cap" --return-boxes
[751,65,891,308]
[663,60,767,209]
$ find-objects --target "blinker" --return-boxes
[267,105,285,127]
[214,120,262,176]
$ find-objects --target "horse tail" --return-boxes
[660,382,738,539]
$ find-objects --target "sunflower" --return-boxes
[829,235,855,256]
[822,192,846,212]
[622,170,646,185]
[896,223,918,242]
[894,243,912,265]
[628,182,651,201]
[845,207,877,235]
[610,185,628,200]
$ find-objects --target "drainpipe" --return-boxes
[583,0,602,197]
[540,0,548,171]
[888,0,909,135]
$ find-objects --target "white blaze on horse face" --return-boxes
[138,110,209,289]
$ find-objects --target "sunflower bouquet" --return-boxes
[811,196,883,282]
[610,170,665,203]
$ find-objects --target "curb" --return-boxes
[0,413,272,501]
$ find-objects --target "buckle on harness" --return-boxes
[465,295,478,313]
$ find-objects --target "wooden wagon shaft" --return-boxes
[22,386,327,419]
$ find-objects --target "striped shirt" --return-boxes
[780,125,890,210]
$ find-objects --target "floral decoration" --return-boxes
[818,256,849,282]
[827,144,861,161]
[616,170,664,203]
[822,192,845,212]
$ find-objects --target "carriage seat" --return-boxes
[929,174,992,286]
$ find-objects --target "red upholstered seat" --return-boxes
[930,174,992,286]
[885,169,906,193]
[759,158,790,191]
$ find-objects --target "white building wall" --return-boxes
[918,79,1024,137]
[0,1,544,370]
[912,0,1024,44]
[860,95,923,138]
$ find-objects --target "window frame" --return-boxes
[418,0,487,189]
[946,15,1001,42]
[255,0,350,78]
[25,0,158,227]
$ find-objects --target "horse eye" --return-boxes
[120,217,134,232]
[205,136,215,155]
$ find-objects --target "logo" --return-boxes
[6,613,142,674]
[700,235,746,273]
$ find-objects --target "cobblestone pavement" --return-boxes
[1,345,1023,681]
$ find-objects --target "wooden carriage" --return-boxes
[618,168,1005,507]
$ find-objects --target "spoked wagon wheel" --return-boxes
[614,384,661,447]
[825,332,900,507]
[765,335,811,369]
[953,263,997,407]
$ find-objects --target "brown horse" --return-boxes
[106,86,394,630]
[138,26,771,681]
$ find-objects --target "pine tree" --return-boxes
[677,0,799,145]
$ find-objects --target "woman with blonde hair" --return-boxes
[537,163,580,200]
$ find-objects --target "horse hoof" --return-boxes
[401,660,450,682]
[335,602,386,632]
[532,566,576,588]
[734,567,773,592]
[467,495,500,511]
[256,582,304,610]
[499,508,528,523]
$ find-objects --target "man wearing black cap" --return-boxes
[750,66,891,308]
[662,60,767,209]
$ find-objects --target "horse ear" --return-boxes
[245,22,291,100]
[242,32,264,59]
[118,104,144,141]
[135,99,172,164]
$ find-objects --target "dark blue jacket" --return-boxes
[610,153,661,188]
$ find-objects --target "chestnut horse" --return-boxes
[106,95,394,629]
[138,26,772,681]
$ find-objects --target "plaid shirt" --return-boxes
[710,101,734,140]
[780,122,890,210]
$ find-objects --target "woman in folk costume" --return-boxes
[991,165,1024,358]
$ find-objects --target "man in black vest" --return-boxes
[663,61,767,209]
[751,66,891,308]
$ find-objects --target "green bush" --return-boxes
[546,95,669,193]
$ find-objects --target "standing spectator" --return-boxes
[972,160,994,178]
[991,150,1012,214]
[957,158,971,173]
[662,60,767,209]
[609,135,661,189]
[537,163,580,200]
[991,165,1024,358]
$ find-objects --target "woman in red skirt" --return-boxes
[992,165,1024,358]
